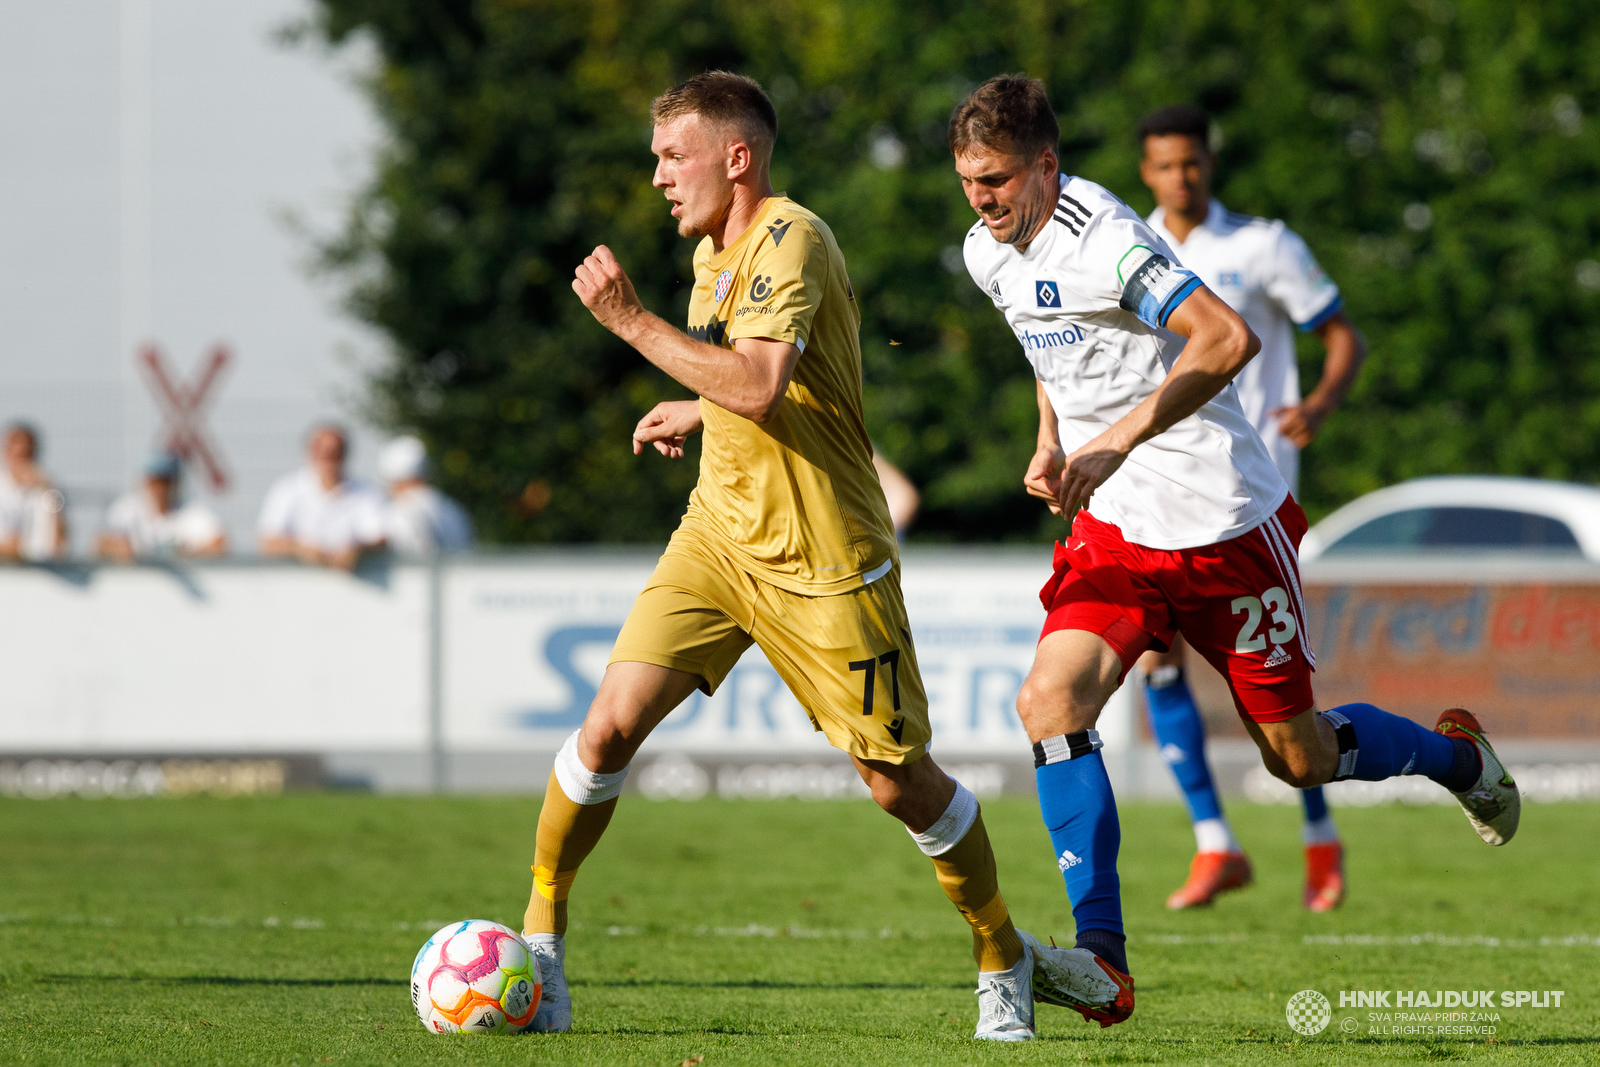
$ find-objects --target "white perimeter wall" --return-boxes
[0,549,1140,763]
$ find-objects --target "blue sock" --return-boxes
[1323,703,1464,786]
[1300,786,1329,823]
[1033,733,1125,971]
[1143,668,1223,823]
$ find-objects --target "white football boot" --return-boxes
[1435,708,1521,846]
[1019,929,1135,1028]
[973,938,1035,1041]
[523,932,572,1033]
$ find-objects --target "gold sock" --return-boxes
[523,769,619,935]
[929,810,1025,972]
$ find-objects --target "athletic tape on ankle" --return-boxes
[553,730,629,804]
[1320,710,1359,781]
[962,891,1013,936]
[1032,729,1102,768]
[906,782,979,857]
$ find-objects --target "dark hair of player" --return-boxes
[650,71,778,151]
[948,74,1059,160]
[1136,104,1211,152]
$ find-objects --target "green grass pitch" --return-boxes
[1,793,1595,1065]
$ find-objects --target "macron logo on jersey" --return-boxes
[1035,280,1061,307]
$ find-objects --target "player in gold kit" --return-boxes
[519,71,1108,1041]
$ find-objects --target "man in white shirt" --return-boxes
[1137,104,1369,914]
[99,452,227,561]
[379,435,474,557]
[258,424,387,570]
[0,423,67,561]
[950,75,1516,1028]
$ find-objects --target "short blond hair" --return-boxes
[650,71,777,152]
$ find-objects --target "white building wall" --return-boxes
[0,0,384,552]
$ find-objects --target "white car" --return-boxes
[1299,476,1600,561]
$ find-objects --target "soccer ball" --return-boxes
[411,919,542,1034]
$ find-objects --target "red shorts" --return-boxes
[1038,496,1316,724]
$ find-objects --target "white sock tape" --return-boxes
[553,730,629,805]
[907,782,979,857]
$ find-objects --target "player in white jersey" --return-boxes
[949,75,1518,1029]
[1135,104,1370,913]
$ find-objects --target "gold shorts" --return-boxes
[610,528,930,763]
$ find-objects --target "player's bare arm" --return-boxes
[1023,382,1067,514]
[1271,311,1368,447]
[572,245,799,423]
[632,400,703,458]
[1053,288,1260,517]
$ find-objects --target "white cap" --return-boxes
[379,435,429,483]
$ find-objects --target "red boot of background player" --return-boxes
[1303,841,1345,912]
[1165,851,1252,909]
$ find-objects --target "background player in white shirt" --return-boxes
[1136,104,1369,913]
[949,75,1517,1028]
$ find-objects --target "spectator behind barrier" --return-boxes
[258,424,386,570]
[379,435,474,558]
[0,422,67,561]
[98,452,227,562]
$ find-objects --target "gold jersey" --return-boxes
[682,195,897,596]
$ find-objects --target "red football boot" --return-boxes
[1020,931,1136,1029]
[1435,708,1520,845]
[1165,851,1253,909]
[1303,841,1345,912]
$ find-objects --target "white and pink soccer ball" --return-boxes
[411,919,542,1034]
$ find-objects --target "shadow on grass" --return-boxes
[41,974,407,987]
[573,978,970,991]
[39,975,970,992]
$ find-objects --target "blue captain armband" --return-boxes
[1116,245,1204,329]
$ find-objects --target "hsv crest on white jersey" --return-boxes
[1147,200,1342,491]
[963,175,1287,550]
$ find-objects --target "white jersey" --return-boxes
[386,484,474,558]
[1147,200,1342,491]
[964,175,1287,550]
[257,468,387,555]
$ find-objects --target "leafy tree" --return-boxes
[308,0,1600,542]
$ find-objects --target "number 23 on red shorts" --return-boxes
[1038,496,1316,724]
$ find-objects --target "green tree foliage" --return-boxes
[309,0,1600,542]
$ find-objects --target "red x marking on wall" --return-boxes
[138,343,233,493]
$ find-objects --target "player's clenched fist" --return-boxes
[572,245,645,334]
[632,400,703,458]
